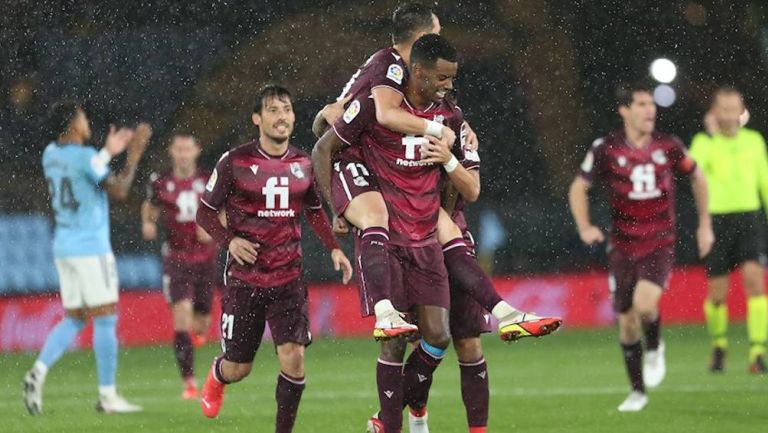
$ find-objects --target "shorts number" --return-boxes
[221,313,234,339]
[345,162,370,187]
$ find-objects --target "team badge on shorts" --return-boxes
[290,162,305,179]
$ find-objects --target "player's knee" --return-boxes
[422,329,451,350]
[453,337,483,363]
[380,339,407,362]
[277,343,305,377]
[228,363,253,382]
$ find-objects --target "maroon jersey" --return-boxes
[148,170,218,263]
[335,95,465,247]
[201,142,324,288]
[449,124,481,233]
[334,47,410,168]
[578,130,697,257]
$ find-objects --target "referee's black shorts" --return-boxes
[706,211,767,277]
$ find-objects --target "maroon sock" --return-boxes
[403,342,444,412]
[621,341,645,393]
[173,331,194,379]
[212,356,233,385]
[643,314,661,351]
[459,358,489,428]
[275,372,305,433]
[377,359,404,433]
[359,228,392,313]
[443,239,503,312]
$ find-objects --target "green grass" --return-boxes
[1,324,766,433]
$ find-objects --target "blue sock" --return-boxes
[37,316,85,368]
[93,315,118,387]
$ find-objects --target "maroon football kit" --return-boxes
[147,170,218,312]
[199,141,339,362]
[578,130,697,312]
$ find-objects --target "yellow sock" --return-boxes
[704,299,728,349]
[747,295,767,361]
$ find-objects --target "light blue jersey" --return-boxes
[42,142,112,257]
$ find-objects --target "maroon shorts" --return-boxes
[448,231,492,339]
[608,244,674,313]
[220,278,311,364]
[330,154,380,216]
[163,258,218,314]
[387,243,451,314]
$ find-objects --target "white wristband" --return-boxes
[443,155,459,173]
[424,120,443,139]
[97,148,113,165]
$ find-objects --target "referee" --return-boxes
[690,87,768,374]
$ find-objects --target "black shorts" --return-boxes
[706,212,766,277]
[220,278,311,364]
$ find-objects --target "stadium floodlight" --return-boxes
[653,84,676,107]
[649,58,677,83]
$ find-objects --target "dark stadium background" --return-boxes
[3,0,768,286]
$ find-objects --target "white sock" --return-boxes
[491,301,521,321]
[99,385,117,398]
[33,360,49,380]
[374,300,396,318]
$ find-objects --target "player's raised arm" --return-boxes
[104,122,152,201]
[372,86,456,146]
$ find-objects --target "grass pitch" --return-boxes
[1,323,766,433]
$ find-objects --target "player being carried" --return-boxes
[195,85,353,433]
[312,1,560,344]
[142,132,219,400]
[568,82,714,412]
[25,102,151,414]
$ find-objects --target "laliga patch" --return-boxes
[290,162,305,179]
[386,64,404,85]
[343,100,361,124]
[206,169,218,192]
[581,151,594,172]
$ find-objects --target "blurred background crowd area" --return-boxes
[2,0,768,292]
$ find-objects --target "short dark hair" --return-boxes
[253,84,292,114]
[615,81,654,108]
[410,34,457,69]
[47,101,81,140]
[169,131,199,146]
[392,2,435,44]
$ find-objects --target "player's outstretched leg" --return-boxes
[23,315,85,415]
[93,314,143,413]
[437,217,561,341]
[642,313,666,388]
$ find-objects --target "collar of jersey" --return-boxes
[255,141,291,160]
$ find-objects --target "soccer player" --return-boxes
[142,132,219,399]
[24,102,151,414]
[195,85,353,433]
[323,34,466,433]
[568,83,713,412]
[690,87,768,374]
[311,1,558,344]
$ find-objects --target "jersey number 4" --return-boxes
[46,177,80,212]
